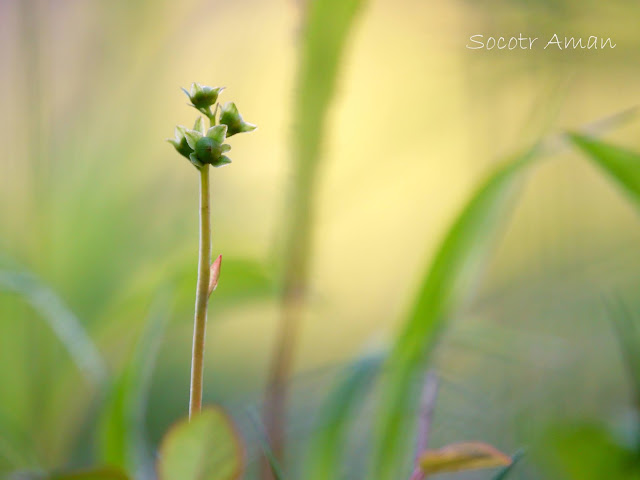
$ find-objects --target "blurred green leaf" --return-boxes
[157,407,244,480]
[97,291,173,478]
[0,270,106,386]
[305,355,381,480]
[372,147,539,480]
[569,133,640,206]
[247,409,285,480]
[279,0,367,290]
[283,0,366,264]
[605,296,640,411]
[542,423,640,480]
[294,0,365,174]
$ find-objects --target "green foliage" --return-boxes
[542,423,640,480]
[282,0,366,269]
[569,133,640,206]
[157,408,244,480]
[0,269,106,386]
[371,147,540,480]
[289,0,364,200]
[97,291,173,479]
[305,355,381,480]
[606,296,640,408]
[247,409,285,480]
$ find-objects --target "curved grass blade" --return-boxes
[568,133,640,207]
[305,355,382,480]
[371,146,540,480]
[98,289,173,479]
[247,409,285,480]
[604,296,640,411]
[493,450,525,480]
[0,270,106,386]
[369,108,636,480]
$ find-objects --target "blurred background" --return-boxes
[1,0,639,478]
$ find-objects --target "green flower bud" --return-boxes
[195,137,224,164]
[167,125,194,159]
[182,83,224,112]
[219,102,257,136]
[184,124,232,168]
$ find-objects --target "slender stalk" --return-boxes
[264,289,305,461]
[263,190,313,477]
[189,164,211,418]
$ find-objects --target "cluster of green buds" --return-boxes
[168,83,256,169]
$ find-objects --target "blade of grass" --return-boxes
[568,133,640,206]
[98,289,173,479]
[0,270,106,386]
[371,145,540,480]
[493,450,525,480]
[305,355,382,480]
[248,409,285,480]
[264,0,367,470]
[604,296,640,412]
[371,107,637,480]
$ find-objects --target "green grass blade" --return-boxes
[569,133,640,206]
[0,270,106,386]
[371,146,540,480]
[247,409,285,480]
[493,450,525,480]
[294,0,365,176]
[284,0,366,262]
[604,296,640,411]
[97,290,173,479]
[305,355,381,480]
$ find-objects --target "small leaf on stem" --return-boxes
[208,255,222,296]
[419,442,511,475]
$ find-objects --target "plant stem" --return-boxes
[189,164,211,419]
[263,189,312,476]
